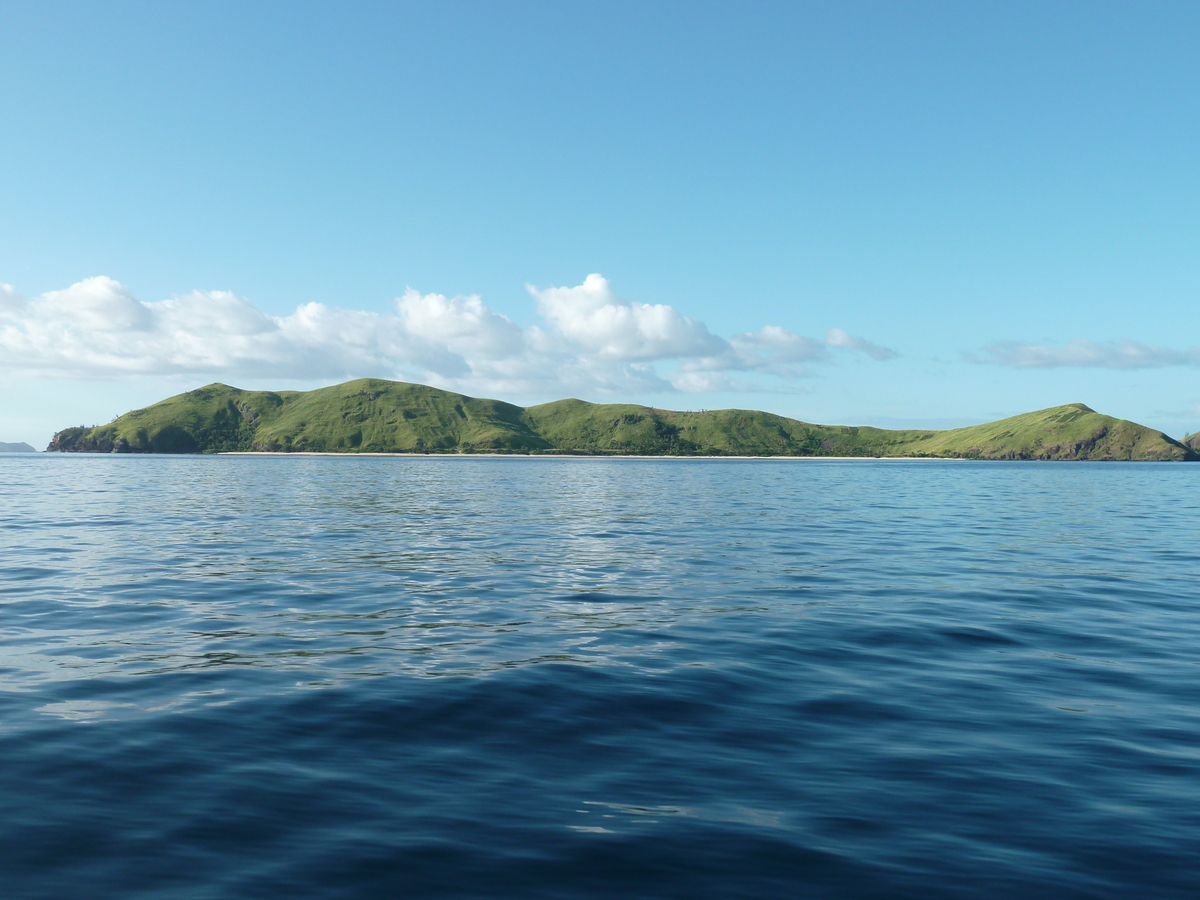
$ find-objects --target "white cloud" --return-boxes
[733,325,829,362]
[973,339,1200,369]
[395,288,524,361]
[0,273,894,399]
[528,273,726,361]
[683,324,896,377]
[825,327,898,361]
[669,371,779,393]
[0,283,27,316]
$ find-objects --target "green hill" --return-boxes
[46,379,1197,460]
[47,379,549,454]
[0,441,36,452]
[523,399,1192,459]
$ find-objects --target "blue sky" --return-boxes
[2,0,1198,447]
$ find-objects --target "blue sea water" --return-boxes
[1,453,1198,899]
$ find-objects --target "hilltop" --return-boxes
[0,441,36,452]
[46,379,1197,460]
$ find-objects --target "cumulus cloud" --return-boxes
[528,273,726,361]
[972,339,1200,369]
[395,288,524,361]
[0,273,895,397]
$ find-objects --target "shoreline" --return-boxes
[27,451,1180,461]
[214,451,969,461]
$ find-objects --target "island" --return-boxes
[0,441,37,453]
[46,378,1197,460]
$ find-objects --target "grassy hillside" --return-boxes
[47,379,1197,460]
[522,400,924,456]
[523,399,1192,459]
[46,384,296,453]
[251,379,547,452]
[47,380,548,454]
[892,404,1188,460]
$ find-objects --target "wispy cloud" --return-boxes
[0,274,896,398]
[825,328,898,361]
[971,339,1200,369]
[680,325,896,383]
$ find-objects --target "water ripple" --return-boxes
[1,455,1198,898]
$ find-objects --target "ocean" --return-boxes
[1,453,1198,899]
